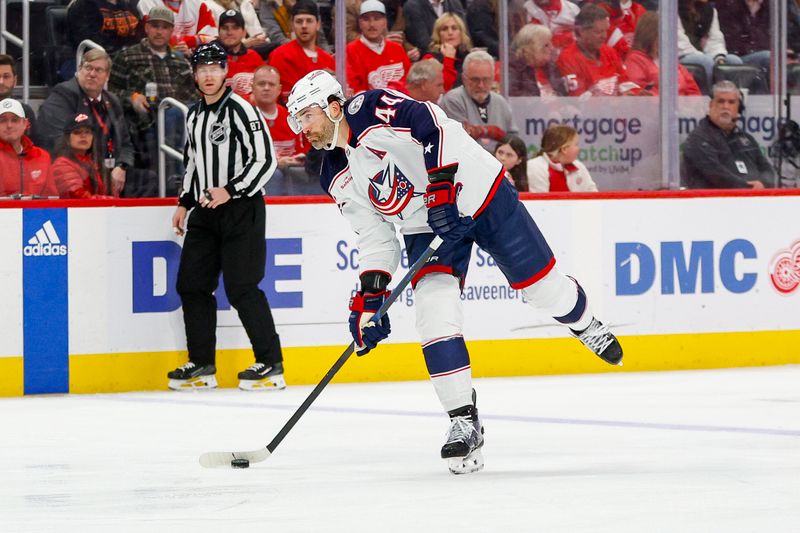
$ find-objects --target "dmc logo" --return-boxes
[769,240,800,294]
[23,220,67,256]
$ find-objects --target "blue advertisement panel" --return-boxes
[23,209,69,394]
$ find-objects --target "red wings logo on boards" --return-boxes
[367,159,421,218]
[769,240,800,294]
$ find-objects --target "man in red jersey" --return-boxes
[268,0,335,103]
[556,4,646,96]
[0,99,55,197]
[346,0,410,94]
[217,10,265,96]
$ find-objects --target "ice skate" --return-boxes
[238,362,286,391]
[571,318,623,365]
[167,362,217,390]
[441,403,485,475]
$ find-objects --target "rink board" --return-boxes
[1,193,799,395]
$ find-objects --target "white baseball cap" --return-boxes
[0,98,25,118]
[359,0,386,16]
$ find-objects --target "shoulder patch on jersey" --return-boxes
[348,94,365,115]
[249,120,262,132]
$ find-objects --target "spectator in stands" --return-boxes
[439,50,518,152]
[493,135,529,192]
[346,0,411,93]
[0,99,55,198]
[556,4,645,96]
[527,125,598,192]
[260,0,331,51]
[523,0,630,59]
[338,0,416,59]
[466,0,499,57]
[0,55,36,130]
[172,0,266,51]
[269,0,335,102]
[401,0,465,56]
[251,65,315,195]
[715,0,770,78]
[51,113,115,199]
[508,24,568,96]
[682,80,774,189]
[422,13,473,91]
[67,0,143,56]
[593,0,647,48]
[215,9,265,96]
[624,11,701,95]
[108,7,194,185]
[404,58,445,103]
[678,0,743,85]
[35,49,135,197]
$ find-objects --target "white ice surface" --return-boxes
[1,366,799,533]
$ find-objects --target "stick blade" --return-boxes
[199,448,271,468]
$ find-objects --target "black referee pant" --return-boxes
[176,194,282,367]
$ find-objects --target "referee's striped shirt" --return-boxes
[179,88,276,208]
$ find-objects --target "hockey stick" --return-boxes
[199,235,444,468]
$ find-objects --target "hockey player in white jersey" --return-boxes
[287,70,623,475]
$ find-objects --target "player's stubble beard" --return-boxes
[310,115,336,150]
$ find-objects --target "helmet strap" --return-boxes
[322,103,343,151]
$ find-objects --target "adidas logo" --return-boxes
[23,220,68,257]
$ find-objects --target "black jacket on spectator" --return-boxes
[34,77,135,169]
[508,57,567,97]
[678,1,715,52]
[402,0,466,56]
[715,0,769,56]
[466,0,498,58]
[681,116,775,189]
[67,0,142,55]
[789,0,800,55]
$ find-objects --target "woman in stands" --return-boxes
[677,0,743,86]
[50,114,115,199]
[508,23,568,97]
[625,11,701,96]
[423,13,473,91]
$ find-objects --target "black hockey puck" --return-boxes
[231,458,250,469]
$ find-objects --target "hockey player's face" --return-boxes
[194,64,227,95]
[359,13,387,43]
[298,105,334,149]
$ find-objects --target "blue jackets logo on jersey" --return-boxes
[368,159,421,217]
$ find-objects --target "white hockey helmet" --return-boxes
[286,70,345,134]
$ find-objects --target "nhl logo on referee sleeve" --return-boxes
[209,122,228,145]
[249,120,262,132]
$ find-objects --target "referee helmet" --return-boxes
[191,42,228,71]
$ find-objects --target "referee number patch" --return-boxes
[249,120,262,132]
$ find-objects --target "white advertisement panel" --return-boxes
[65,196,800,356]
[509,95,785,190]
[0,209,22,357]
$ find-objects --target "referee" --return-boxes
[168,41,285,392]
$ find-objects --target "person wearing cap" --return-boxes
[34,49,135,197]
[267,0,335,103]
[0,54,37,133]
[215,9,265,97]
[108,6,195,189]
[171,0,265,50]
[50,113,114,199]
[67,0,143,56]
[166,42,284,392]
[345,0,411,94]
[0,99,55,198]
[259,0,331,52]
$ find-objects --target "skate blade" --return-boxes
[447,448,484,475]
[239,374,286,391]
[169,375,218,391]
